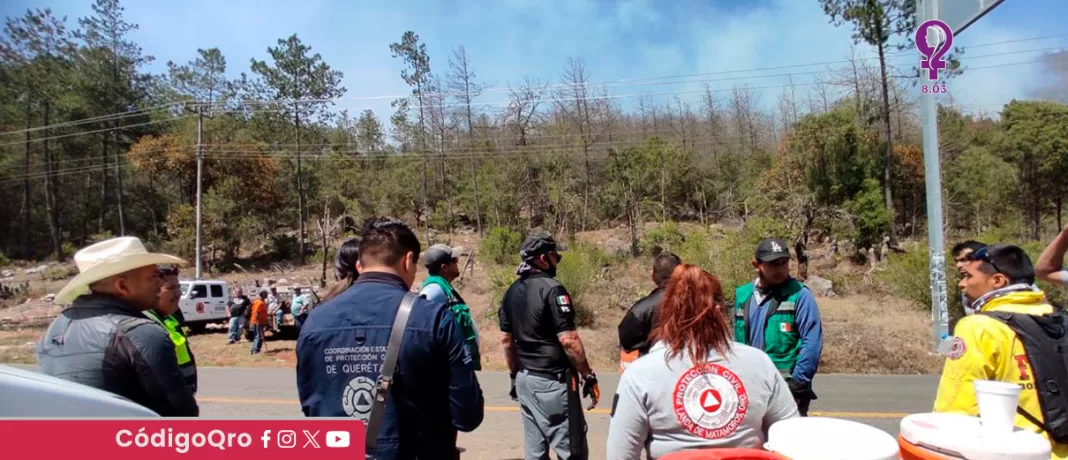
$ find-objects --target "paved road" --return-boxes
[13,364,939,458]
[172,367,944,458]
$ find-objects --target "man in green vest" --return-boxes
[420,243,481,371]
[149,265,198,394]
[733,238,823,415]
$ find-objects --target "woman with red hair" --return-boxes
[607,264,798,459]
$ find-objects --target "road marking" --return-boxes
[198,396,910,418]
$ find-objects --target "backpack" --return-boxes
[981,308,1068,443]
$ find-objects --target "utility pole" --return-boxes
[917,0,1006,352]
[189,102,214,279]
[194,104,204,280]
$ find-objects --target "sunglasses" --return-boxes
[967,247,1001,274]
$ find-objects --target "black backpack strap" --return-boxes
[365,292,418,456]
[1018,406,1049,434]
[980,309,1068,442]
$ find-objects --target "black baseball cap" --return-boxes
[755,238,791,263]
[520,231,568,261]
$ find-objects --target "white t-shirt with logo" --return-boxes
[607,341,799,459]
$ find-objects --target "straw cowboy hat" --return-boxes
[54,236,187,305]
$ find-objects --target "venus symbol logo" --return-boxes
[916,19,953,81]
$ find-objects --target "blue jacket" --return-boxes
[296,272,484,459]
[744,281,823,386]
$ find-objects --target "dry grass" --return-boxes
[185,326,298,367]
[0,228,946,375]
[0,330,41,364]
[818,295,943,374]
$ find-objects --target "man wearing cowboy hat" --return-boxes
[36,236,200,417]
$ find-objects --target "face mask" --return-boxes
[962,294,976,316]
[542,260,558,277]
[540,254,559,277]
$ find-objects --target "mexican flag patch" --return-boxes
[779,322,793,332]
[557,295,571,306]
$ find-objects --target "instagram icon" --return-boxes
[277,430,297,449]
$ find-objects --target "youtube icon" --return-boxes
[326,431,350,448]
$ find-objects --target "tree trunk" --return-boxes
[296,110,306,265]
[438,129,452,232]
[1033,163,1042,241]
[660,153,667,222]
[417,86,430,244]
[114,131,126,236]
[43,103,63,261]
[81,172,91,246]
[582,142,590,232]
[628,197,639,258]
[467,113,483,236]
[319,208,329,287]
[99,135,108,234]
[876,41,898,245]
[1058,197,1063,231]
[22,112,31,259]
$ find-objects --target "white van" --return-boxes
[178,279,230,333]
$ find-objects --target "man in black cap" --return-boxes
[732,238,823,416]
[419,243,481,370]
[499,231,598,460]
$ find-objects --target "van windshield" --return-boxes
[180,283,190,295]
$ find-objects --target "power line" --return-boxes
[0,90,1047,187]
[0,56,1044,175]
[0,116,192,148]
[2,33,1061,138]
[212,38,1068,106]
[224,47,1063,113]
[2,94,1015,175]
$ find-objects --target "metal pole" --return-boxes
[919,1,949,351]
[194,106,204,280]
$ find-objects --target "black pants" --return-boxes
[794,392,813,416]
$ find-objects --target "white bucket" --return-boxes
[765,417,899,460]
[973,380,1022,434]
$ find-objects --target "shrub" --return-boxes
[640,221,685,256]
[43,265,78,282]
[556,241,608,327]
[879,248,934,309]
[61,242,76,260]
[271,234,299,261]
[711,218,792,301]
[89,231,114,245]
[312,246,337,267]
[482,227,524,265]
[485,266,516,322]
[0,251,10,267]
[677,230,715,272]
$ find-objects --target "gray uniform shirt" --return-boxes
[607,341,799,459]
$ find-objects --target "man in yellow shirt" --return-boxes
[934,244,1068,458]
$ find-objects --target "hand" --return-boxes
[582,373,600,410]
[509,373,518,401]
[786,377,806,394]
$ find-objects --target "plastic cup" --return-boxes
[973,380,1022,434]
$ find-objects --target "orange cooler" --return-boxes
[898,412,1050,460]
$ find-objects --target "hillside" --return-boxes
[0,222,945,375]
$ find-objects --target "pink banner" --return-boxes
[0,419,366,459]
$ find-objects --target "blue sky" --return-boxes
[4,0,1067,125]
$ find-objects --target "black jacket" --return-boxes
[617,286,666,355]
[36,294,200,417]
